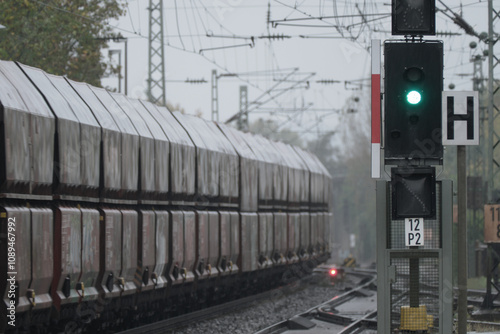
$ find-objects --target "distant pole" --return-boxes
[211,69,219,121]
[124,38,128,95]
[237,85,248,131]
[109,49,122,93]
[118,51,122,93]
[471,55,486,200]
[457,145,467,334]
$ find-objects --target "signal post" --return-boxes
[373,0,477,333]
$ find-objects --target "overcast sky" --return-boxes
[102,0,494,142]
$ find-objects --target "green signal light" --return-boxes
[406,90,422,105]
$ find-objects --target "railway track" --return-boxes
[255,268,377,334]
[467,319,500,332]
[255,269,500,334]
[118,267,500,334]
[119,275,319,334]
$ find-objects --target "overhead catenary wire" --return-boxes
[27,0,487,140]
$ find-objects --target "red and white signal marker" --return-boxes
[371,39,381,178]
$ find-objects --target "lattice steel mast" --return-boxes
[148,0,166,105]
[237,85,248,131]
[487,0,499,201]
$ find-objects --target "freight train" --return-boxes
[0,60,332,333]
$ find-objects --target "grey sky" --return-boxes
[102,0,493,141]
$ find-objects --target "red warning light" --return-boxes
[329,269,337,276]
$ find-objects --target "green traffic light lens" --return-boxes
[406,90,421,104]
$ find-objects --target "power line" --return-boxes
[270,12,388,24]
[437,0,481,38]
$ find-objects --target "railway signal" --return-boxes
[376,1,454,334]
[384,40,444,163]
[328,267,345,282]
[391,167,436,219]
[392,0,436,35]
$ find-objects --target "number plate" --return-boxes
[484,204,500,243]
[405,218,424,247]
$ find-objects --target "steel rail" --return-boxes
[255,269,377,334]
[118,277,314,334]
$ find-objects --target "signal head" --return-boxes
[406,90,422,105]
[383,41,443,164]
[392,0,436,35]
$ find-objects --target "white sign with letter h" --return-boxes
[442,91,479,146]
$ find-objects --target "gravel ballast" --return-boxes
[168,280,339,334]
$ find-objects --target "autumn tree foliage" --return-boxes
[0,0,125,86]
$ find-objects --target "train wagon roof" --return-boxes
[288,143,309,172]
[146,103,195,147]
[126,97,168,141]
[204,120,238,157]
[172,112,227,154]
[90,87,139,136]
[0,63,29,113]
[68,80,120,131]
[47,75,100,127]
[294,146,331,179]
[109,92,153,139]
[0,60,53,118]
[251,134,283,165]
[216,123,258,161]
[272,140,305,170]
[237,132,269,164]
[17,64,80,123]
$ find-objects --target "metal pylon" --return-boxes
[487,0,500,201]
[211,70,219,121]
[469,56,486,183]
[483,0,500,309]
[467,55,487,277]
[237,85,248,131]
[148,0,166,106]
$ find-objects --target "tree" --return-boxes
[166,102,187,114]
[0,0,125,87]
[307,131,338,171]
[307,92,376,265]
[248,118,303,147]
